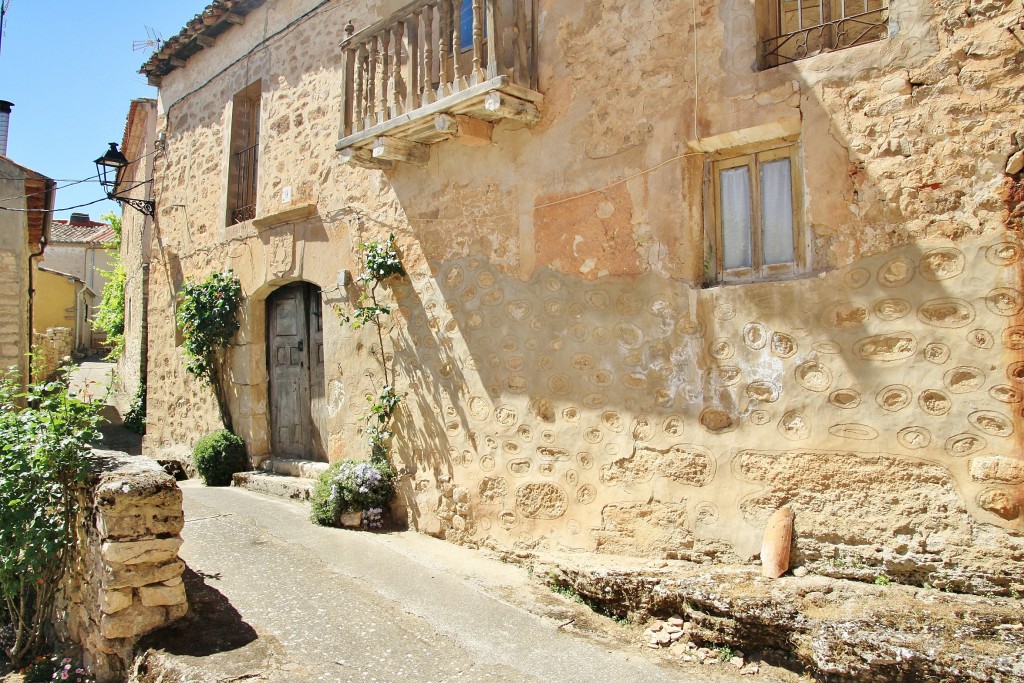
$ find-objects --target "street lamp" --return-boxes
[94,142,155,217]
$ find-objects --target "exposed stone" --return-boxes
[101,538,183,565]
[100,603,168,640]
[1006,149,1024,175]
[761,507,794,579]
[100,588,134,615]
[139,582,187,608]
[105,559,186,590]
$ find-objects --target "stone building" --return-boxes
[42,215,115,351]
[0,153,55,384]
[114,98,159,409]
[139,0,1024,594]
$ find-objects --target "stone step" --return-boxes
[259,457,330,479]
[232,471,316,502]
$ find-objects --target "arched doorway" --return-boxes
[266,282,326,460]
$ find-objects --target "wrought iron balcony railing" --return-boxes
[762,4,889,68]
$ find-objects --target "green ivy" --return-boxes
[176,271,242,430]
[0,366,103,666]
[176,270,242,383]
[93,213,125,359]
[123,382,146,435]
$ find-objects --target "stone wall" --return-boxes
[56,453,187,682]
[145,0,1024,595]
[31,326,73,382]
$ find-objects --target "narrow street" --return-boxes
[135,482,730,683]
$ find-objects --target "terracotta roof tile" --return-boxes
[50,220,114,244]
[139,0,268,82]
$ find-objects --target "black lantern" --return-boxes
[93,142,155,217]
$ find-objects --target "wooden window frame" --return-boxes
[226,81,262,226]
[706,142,804,284]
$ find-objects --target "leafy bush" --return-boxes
[310,459,396,527]
[176,270,242,384]
[0,368,102,666]
[93,213,124,360]
[192,429,247,486]
[123,382,146,434]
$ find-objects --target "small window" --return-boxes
[458,0,488,51]
[227,81,262,225]
[707,144,803,283]
[761,0,888,68]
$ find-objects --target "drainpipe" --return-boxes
[28,179,56,376]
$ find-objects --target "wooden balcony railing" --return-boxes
[337,0,541,167]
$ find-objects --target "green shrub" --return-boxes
[123,383,146,434]
[310,459,395,528]
[192,430,247,486]
[0,367,102,666]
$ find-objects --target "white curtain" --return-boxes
[720,166,752,270]
[760,158,794,266]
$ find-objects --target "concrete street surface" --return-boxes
[134,482,734,682]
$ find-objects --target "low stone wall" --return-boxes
[31,326,73,382]
[56,452,188,682]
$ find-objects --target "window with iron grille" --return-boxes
[227,81,261,225]
[761,0,889,68]
[706,143,804,283]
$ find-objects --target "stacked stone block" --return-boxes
[57,454,187,682]
[31,326,72,382]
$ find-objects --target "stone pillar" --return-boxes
[57,453,188,682]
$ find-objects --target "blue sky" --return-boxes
[1,1,210,220]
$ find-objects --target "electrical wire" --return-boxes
[0,197,109,214]
[0,148,159,207]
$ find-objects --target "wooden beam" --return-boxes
[145,73,163,87]
[339,147,393,171]
[169,57,187,68]
[372,136,429,165]
[484,91,540,124]
[435,114,492,146]
[224,12,245,25]
[196,34,216,48]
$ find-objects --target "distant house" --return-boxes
[0,154,55,383]
[40,214,114,351]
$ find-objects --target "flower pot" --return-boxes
[340,511,362,528]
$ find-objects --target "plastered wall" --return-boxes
[145,0,1024,593]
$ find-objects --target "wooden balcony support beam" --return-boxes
[372,136,429,165]
[339,147,394,171]
[484,91,540,124]
[434,114,493,147]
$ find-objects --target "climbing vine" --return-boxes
[176,270,243,430]
[93,213,125,359]
[342,234,406,461]
[312,235,405,529]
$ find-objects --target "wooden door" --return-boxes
[267,283,326,460]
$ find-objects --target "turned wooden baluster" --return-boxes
[355,43,368,132]
[471,0,484,82]
[406,11,420,112]
[379,30,390,123]
[340,47,354,136]
[439,0,451,96]
[366,37,377,128]
[392,23,405,117]
[422,4,435,104]
[484,0,503,79]
[451,0,463,91]
[514,0,532,87]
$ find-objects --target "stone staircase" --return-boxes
[232,457,329,501]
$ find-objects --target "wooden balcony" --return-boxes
[336,0,541,168]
